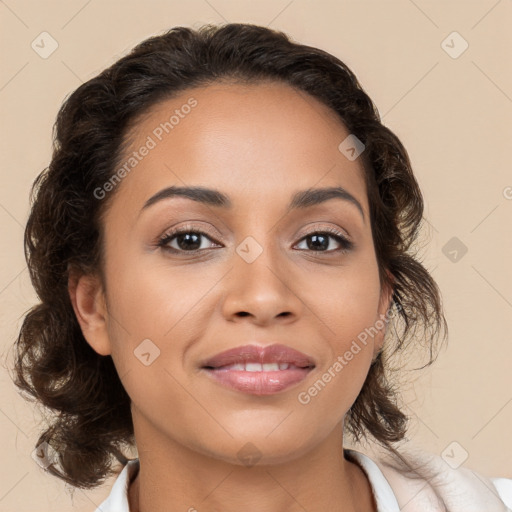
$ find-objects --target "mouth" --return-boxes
[204,362,311,371]
[200,344,316,396]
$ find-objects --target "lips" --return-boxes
[200,344,316,396]
[201,344,316,369]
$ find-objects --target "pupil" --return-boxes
[178,233,201,250]
[308,234,328,251]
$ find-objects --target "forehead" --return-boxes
[107,80,368,219]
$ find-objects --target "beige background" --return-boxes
[1,0,511,510]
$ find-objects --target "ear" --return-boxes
[373,270,395,360]
[68,270,112,356]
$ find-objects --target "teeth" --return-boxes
[215,362,294,371]
[246,362,263,372]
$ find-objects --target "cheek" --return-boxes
[104,253,216,340]
[101,260,210,433]
[102,254,224,396]
[296,305,377,436]
[305,256,382,402]
[287,273,380,406]
[320,256,383,344]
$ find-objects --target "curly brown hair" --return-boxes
[11,22,447,489]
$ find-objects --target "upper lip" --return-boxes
[201,344,316,369]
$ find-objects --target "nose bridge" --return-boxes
[221,230,300,323]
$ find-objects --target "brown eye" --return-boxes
[157,226,222,254]
[294,228,354,254]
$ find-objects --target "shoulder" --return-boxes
[368,446,512,512]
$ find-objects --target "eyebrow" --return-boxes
[140,185,365,222]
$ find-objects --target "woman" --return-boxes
[13,23,512,511]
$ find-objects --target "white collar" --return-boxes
[345,448,400,511]
[94,448,512,512]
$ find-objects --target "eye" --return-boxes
[156,224,354,255]
[294,226,354,253]
[157,224,221,254]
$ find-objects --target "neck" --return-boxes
[127,416,376,512]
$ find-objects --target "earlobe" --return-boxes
[68,271,112,356]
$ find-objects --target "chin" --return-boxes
[197,428,319,467]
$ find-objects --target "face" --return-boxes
[71,81,392,466]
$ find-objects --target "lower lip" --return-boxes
[202,367,313,395]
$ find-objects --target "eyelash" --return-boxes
[156,224,354,255]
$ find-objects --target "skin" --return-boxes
[69,81,393,512]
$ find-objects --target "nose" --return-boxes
[220,239,303,326]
